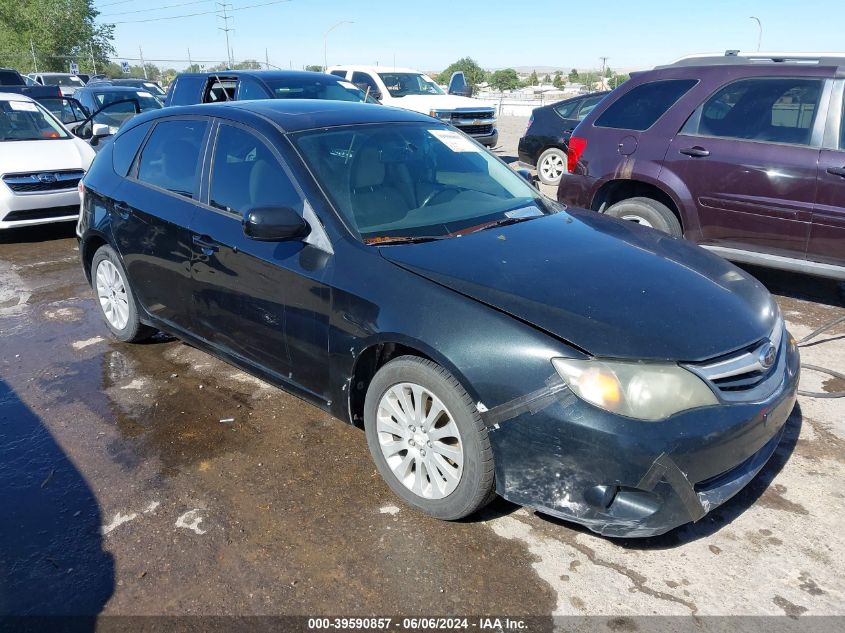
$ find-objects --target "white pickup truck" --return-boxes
[327,65,498,147]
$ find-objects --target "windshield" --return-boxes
[94,91,162,112]
[142,82,166,96]
[44,75,85,87]
[0,99,69,141]
[293,123,550,242]
[264,78,366,102]
[378,73,444,97]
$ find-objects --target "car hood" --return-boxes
[388,94,495,114]
[0,138,94,177]
[379,210,777,362]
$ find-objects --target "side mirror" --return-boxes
[91,123,110,138]
[243,206,311,242]
[517,168,538,188]
[448,71,473,97]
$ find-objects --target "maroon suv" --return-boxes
[558,53,845,280]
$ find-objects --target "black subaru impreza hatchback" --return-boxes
[77,100,799,537]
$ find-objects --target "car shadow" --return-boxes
[0,378,114,627]
[530,402,803,549]
[739,264,845,308]
[0,221,78,244]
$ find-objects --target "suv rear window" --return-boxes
[683,77,824,147]
[595,79,697,131]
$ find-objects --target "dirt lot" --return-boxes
[1,117,843,629]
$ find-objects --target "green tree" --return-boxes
[436,57,486,89]
[527,70,538,86]
[553,71,564,89]
[0,0,114,73]
[488,68,520,92]
[304,64,324,72]
[568,68,579,82]
[543,74,551,84]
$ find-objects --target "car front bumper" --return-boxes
[0,188,81,229]
[486,335,800,538]
[463,127,498,147]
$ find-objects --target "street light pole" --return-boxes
[323,20,353,71]
[750,16,762,52]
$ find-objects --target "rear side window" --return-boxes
[237,76,269,100]
[684,77,824,146]
[595,79,697,131]
[0,70,22,86]
[209,124,302,216]
[113,121,152,176]
[576,94,604,120]
[554,99,580,119]
[137,119,208,198]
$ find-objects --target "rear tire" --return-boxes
[91,245,154,343]
[364,356,496,520]
[604,196,682,237]
[537,147,567,186]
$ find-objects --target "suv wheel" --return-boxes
[537,147,567,186]
[605,197,682,237]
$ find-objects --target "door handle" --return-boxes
[192,234,219,254]
[113,201,131,219]
[679,146,710,158]
[826,166,845,178]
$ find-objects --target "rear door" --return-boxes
[811,80,845,267]
[116,117,210,330]
[665,76,826,258]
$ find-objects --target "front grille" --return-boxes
[456,124,494,136]
[686,315,784,397]
[3,170,84,194]
[3,205,79,222]
[450,110,494,121]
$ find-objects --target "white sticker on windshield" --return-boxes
[137,91,151,97]
[8,100,39,112]
[339,81,357,90]
[429,128,480,153]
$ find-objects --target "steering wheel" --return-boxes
[420,187,463,208]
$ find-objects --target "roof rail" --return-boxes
[659,51,845,68]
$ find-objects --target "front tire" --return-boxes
[364,356,495,520]
[537,147,567,186]
[91,245,154,343]
[604,196,682,237]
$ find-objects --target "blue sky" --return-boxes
[100,0,845,72]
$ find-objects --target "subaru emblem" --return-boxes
[759,341,777,369]
[37,173,57,184]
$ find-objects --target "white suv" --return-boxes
[328,65,498,147]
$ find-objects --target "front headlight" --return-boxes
[429,110,451,120]
[552,358,718,421]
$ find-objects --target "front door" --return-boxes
[116,117,209,330]
[188,122,332,397]
[664,76,825,258]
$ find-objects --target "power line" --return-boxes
[109,0,292,25]
[94,0,134,7]
[100,0,212,18]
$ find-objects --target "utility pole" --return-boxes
[217,2,235,69]
[89,43,97,75]
[750,16,762,51]
[599,56,608,88]
[30,39,38,73]
[187,47,192,70]
[265,48,270,70]
[139,45,148,79]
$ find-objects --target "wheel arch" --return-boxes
[590,178,691,234]
[346,336,478,429]
[80,230,111,284]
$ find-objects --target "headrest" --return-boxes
[353,145,385,188]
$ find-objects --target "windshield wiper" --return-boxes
[467,215,536,234]
[364,235,452,245]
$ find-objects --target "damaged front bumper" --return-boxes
[484,340,800,538]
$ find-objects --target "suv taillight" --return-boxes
[567,136,587,173]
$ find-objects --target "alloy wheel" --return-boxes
[376,382,464,499]
[620,214,654,228]
[540,152,566,182]
[95,259,130,330]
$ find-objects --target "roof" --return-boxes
[327,65,428,75]
[659,51,845,69]
[78,85,156,94]
[176,70,343,82]
[143,99,432,133]
[0,92,34,102]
